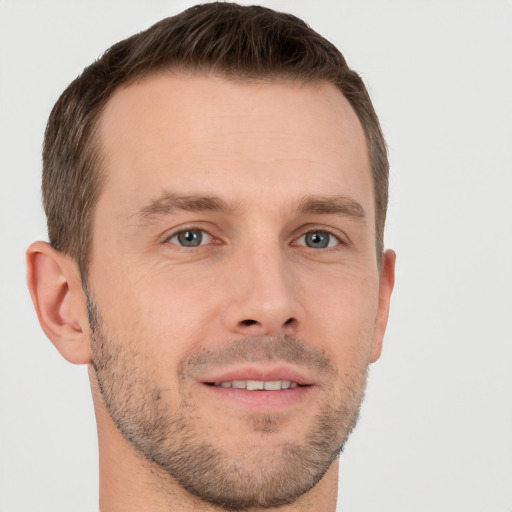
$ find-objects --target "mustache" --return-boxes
[178,335,337,380]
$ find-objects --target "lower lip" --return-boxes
[201,383,313,410]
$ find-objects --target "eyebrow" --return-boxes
[135,192,235,223]
[134,192,366,224]
[298,195,367,223]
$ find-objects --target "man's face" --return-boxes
[88,73,392,508]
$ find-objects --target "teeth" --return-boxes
[247,380,264,390]
[217,380,299,390]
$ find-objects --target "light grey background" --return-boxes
[1,1,511,511]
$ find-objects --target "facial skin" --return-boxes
[27,73,395,512]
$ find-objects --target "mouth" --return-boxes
[198,367,315,410]
[206,379,302,390]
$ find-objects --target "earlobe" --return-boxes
[26,241,92,364]
[370,249,396,363]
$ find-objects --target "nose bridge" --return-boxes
[223,233,300,336]
[248,236,289,307]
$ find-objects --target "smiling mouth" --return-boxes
[206,380,306,390]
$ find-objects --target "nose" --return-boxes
[221,238,302,337]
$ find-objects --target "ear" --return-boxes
[26,241,92,364]
[370,249,396,363]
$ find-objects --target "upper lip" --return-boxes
[199,365,314,386]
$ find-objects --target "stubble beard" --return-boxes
[87,295,370,511]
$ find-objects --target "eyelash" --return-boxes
[293,229,343,249]
[165,226,346,250]
[166,228,214,248]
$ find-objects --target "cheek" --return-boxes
[299,269,379,363]
[91,263,219,365]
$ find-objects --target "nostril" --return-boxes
[284,318,295,326]
[241,319,258,326]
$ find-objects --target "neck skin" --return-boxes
[90,369,340,512]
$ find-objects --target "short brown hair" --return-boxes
[43,2,388,279]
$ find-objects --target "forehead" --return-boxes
[95,72,373,221]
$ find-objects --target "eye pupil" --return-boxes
[305,231,330,249]
[178,230,202,247]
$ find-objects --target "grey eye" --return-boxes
[300,231,339,249]
[169,229,212,247]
